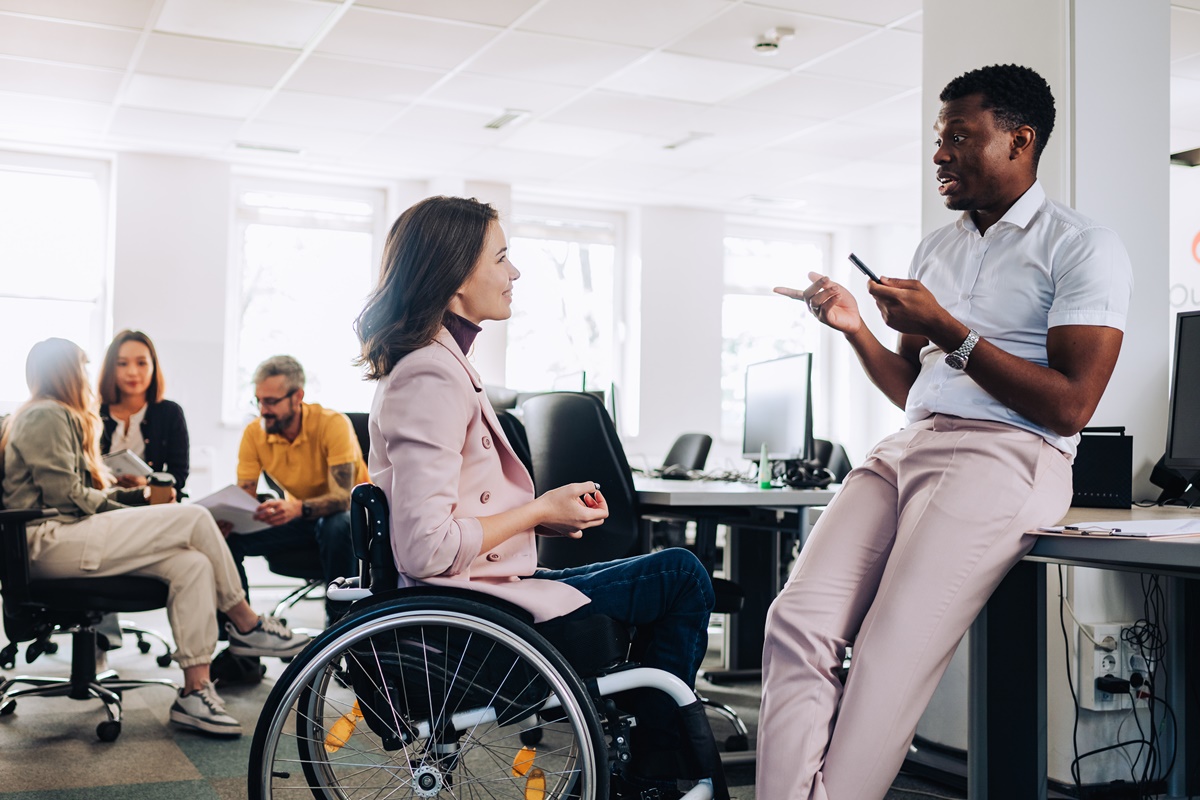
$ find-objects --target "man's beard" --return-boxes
[263,412,293,433]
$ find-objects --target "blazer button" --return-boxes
[480,491,491,503]
[486,552,501,562]
[482,435,493,449]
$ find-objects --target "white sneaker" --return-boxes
[169,681,242,737]
[225,615,311,658]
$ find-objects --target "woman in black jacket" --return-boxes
[97,329,190,495]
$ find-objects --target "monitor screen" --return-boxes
[742,353,813,462]
[1165,310,1200,472]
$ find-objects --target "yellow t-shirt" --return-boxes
[236,403,369,501]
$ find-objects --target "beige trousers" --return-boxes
[26,504,247,668]
[757,415,1073,800]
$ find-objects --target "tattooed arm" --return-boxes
[253,462,355,526]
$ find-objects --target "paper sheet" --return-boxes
[192,484,270,533]
[1036,518,1200,538]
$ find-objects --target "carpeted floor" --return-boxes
[0,561,966,799]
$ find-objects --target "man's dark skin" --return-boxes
[777,93,1123,438]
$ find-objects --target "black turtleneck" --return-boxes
[444,312,482,355]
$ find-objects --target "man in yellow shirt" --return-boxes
[227,355,368,629]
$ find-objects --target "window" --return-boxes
[227,180,385,422]
[506,208,621,398]
[0,153,110,412]
[721,230,830,444]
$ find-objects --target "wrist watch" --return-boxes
[944,329,980,371]
[301,501,313,519]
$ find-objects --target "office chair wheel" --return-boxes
[0,700,15,716]
[724,734,748,752]
[249,593,607,800]
[96,720,121,742]
[156,654,173,668]
[520,726,544,746]
[44,640,59,655]
[137,638,151,654]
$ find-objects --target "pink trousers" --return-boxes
[757,415,1073,800]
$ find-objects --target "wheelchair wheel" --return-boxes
[249,593,608,799]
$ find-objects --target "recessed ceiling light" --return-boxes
[754,26,795,56]
[663,131,712,150]
[1171,147,1200,166]
[235,141,304,155]
[741,194,807,208]
[484,109,532,130]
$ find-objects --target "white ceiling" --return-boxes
[1,0,1199,227]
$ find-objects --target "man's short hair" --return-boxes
[253,355,306,391]
[940,64,1056,164]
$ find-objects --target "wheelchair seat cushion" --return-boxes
[536,613,630,677]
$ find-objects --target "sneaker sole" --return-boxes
[169,709,243,738]
[227,639,310,659]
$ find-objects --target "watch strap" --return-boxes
[945,329,980,370]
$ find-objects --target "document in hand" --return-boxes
[103,449,152,478]
[193,484,270,533]
[1036,518,1200,538]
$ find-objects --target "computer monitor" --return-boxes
[1164,310,1200,475]
[741,353,814,463]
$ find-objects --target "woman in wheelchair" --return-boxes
[1,338,311,737]
[339,195,721,800]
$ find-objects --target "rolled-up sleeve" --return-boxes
[379,356,484,579]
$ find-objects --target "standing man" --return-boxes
[229,355,368,628]
[758,64,1133,799]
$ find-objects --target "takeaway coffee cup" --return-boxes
[148,472,176,505]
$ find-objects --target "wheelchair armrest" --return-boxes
[0,508,56,526]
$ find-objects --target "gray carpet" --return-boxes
[0,561,966,799]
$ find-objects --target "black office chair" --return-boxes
[496,409,535,480]
[662,433,712,479]
[813,438,853,484]
[0,505,176,741]
[520,394,749,750]
[261,411,371,622]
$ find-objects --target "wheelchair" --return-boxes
[248,484,729,800]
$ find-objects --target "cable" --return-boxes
[1061,593,1110,649]
[1058,565,1083,792]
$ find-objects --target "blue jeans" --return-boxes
[534,547,714,688]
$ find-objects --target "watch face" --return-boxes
[945,354,967,370]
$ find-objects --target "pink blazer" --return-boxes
[368,328,589,623]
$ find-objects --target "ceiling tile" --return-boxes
[707,145,833,183]
[257,89,404,132]
[564,158,691,191]
[748,0,922,28]
[138,33,296,88]
[0,91,109,135]
[730,72,907,121]
[315,7,501,70]
[425,72,579,115]
[124,74,270,118]
[236,120,371,153]
[0,57,122,103]
[360,135,486,170]
[801,158,921,190]
[459,146,590,182]
[873,138,923,166]
[0,0,154,28]
[805,29,920,89]
[1174,0,1200,11]
[1172,74,1200,132]
[354,0,539,28]
[155,0,337,49]
[518,0,731,49]
[659,168,786,202]
[380,105,510,145]
[1171,126,1200,154]
[467,31,648,87]
[499,120,640,158]
[667,5,870,71]
[0,15,139,69]
[603,134,750,170]
[545,91,705,135]
[285,55,445,102]
[601,51,786,104]
[837,89,921,132]
[682,105,824,144]
[108,106,244,146]
[771,120,903,158]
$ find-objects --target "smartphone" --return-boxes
[848,252,882,283]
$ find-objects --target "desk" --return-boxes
[973,505,1200,799]
[635,477,837,673]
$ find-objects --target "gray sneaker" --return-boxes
[225,615,311,658]
[169,681,242,737]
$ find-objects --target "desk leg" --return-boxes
[968,559,1046,800]
[722,524,777,673]
[1180,578,1199,795]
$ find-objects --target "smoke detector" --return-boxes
[754,26,795,55]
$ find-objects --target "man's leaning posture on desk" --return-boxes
[758,64,1133,800]
[224,355,369,629]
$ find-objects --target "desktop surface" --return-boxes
[634,475,838,507]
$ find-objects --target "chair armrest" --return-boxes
[0,508,55,526]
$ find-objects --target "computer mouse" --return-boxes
[659,465,691,480]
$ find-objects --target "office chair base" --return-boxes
[120,620,175,667]
[697,695,749,752]
[270,578,324,619]
[0,674,176,741]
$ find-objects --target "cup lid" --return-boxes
[148,471,176,486]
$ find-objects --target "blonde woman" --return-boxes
[1,338,311,737]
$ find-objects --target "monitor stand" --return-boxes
[1158,470,1200,508]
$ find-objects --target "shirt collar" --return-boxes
[957,179,1046,234]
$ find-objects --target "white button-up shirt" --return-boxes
[904,181,1133,457]
[109,403,148,458]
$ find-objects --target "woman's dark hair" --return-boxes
[355,196,498,380]
[97,329,165,405]
[940,64,1056,166]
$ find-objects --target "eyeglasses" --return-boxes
[253,389,297,410]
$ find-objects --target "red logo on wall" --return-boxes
[1193,230,1200,263]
